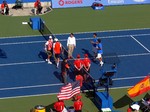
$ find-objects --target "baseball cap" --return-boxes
[76,95,82,100]
[77,54,80,58]
[54,38,58,41]
[84,54,88,57]
[49,36,52,39]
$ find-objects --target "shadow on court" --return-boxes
[38,51,47,60]
[0,48,7,58]
[113,95,134,108]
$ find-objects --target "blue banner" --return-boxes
[52,0,150,8]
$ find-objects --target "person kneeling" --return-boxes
[1,0,9,15]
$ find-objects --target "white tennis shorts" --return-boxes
[96,53,102,59]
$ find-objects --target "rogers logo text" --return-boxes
[59,0,83,6]
[59,0,65,6]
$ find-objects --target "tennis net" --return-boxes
[39,20,95,91]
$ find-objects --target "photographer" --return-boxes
[34,0,43,14]
[1,0,9,15]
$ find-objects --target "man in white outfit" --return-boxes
[67,33,76,59]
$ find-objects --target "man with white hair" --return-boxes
[45,36,53,64]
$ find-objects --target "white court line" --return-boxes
[0,76,145,99]
[0,76,146,99]
[130,35,150,53]
[0,83,63,91]
[0,40,45,45]
[0,86,132,99]
[0,61,45,67]
[0,27,150,39]
[0,52,150,67]
[0,33,150,46]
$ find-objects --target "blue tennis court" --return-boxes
[0,28,150,99]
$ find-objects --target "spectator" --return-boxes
[45,36,53,64]
[61,58,70,84]
[127,102,140,112]
[74,95,83,112]
[1,0,9,15]
[90,33,98,60]
[34,0,43,14]
[74,54,83,76]
[53,38,62,68]
[96,38,104,66]
[76,74,83,87]
[67,33,76,59]
[54,99,65,112]
[82,54,91,81]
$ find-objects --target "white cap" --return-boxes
[49,36,52,39]
[54,38,58,41]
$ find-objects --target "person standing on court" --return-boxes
[61,58,70,85]
[90,33,98,60]
[96,38,104,66]
[54,99,65,112]
[67,33,76,59]
[74,54,83,76]
[82,54,91,81]
[73,95,83,112]
[53,38,62,68]
[45,36,53,64]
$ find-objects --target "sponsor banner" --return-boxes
[52,0,102,8]
[52,0,150,8]
[103,0,150,5]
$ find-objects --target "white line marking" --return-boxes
[0,86,133,100]
[95,76,146,82]
[0,83,63,91]
[0,61,45,67]
[130,35,150,53]
[1,33,150,46]
[0,40,45,45]
[0,53,150,67]
[0,27,150,39]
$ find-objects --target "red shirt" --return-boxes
[1,3,8,9]
[76,75,83,87]
[1,4,4,9]
[74,59,83,69]
[127,108,132,112]
[82,58,91,68]
[34,1,41,8]
[53,42,61,54]
[46,40,53,50]
[54,101,64,112]
[74,100,83,110]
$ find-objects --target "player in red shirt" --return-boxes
[74,54,83,76]
[45,36,53,64]
[53,38,62,68]
[82,54,91,81]
[74,95,83,112]
[54,100,65,112]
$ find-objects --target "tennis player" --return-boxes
[96,38,104,66]
[53,38,62,68]
[45,36,53,64]
[90,33,98,60]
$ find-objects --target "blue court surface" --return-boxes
[0,28,150,99]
